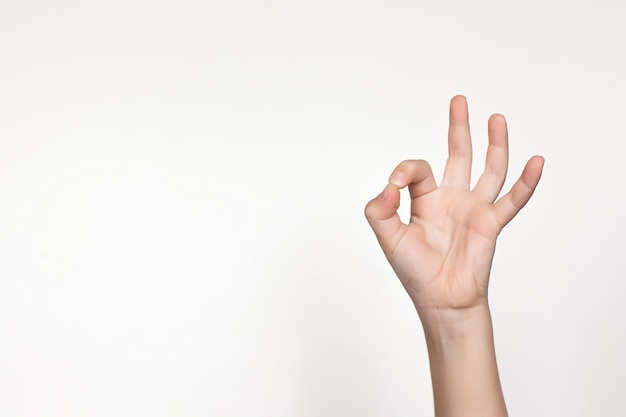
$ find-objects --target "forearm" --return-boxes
[418,302,507,417]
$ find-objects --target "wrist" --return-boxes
[416,300,493,345]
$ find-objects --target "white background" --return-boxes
[1,1,625,416]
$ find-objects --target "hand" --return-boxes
[365,96,544,320]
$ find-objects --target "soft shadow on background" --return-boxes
[1,1,624,416]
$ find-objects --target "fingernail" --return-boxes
[389,171,404,186]
[377,184,389,200]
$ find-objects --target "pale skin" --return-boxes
[365,96,544,417]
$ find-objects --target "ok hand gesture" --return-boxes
[365,96,544,320]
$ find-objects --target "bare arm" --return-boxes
[364,96,543,417]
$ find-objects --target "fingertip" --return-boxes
[449,95,470,128]
[531,155,545,183]
[377,183,389,199]
[513,155,544,195]
[383,183,401,205]
[365,184,400,221]
[389,171,405,187]
[488,113,507,125]
[389,163,409,187]
[449,95,468,116]
[451,94,467,104]
[365,184,403,245]
[527,155,545,176]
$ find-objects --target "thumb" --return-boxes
[364,183,404,252]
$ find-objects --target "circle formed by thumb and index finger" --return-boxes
[389,159,438,200]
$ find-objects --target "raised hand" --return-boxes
[365,95,544,319]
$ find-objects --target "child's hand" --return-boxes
[365,96,544,322]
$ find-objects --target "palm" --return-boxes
[390,187,500,309]
[366,96,544,312]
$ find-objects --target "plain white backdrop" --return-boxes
[0,1,625,416]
